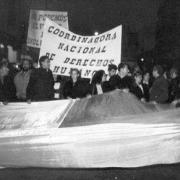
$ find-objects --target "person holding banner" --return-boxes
[63,68,90,99]
[107,64,118,91]
[26,56,54,102]
[117,63,133,92]
[91,70,107,95]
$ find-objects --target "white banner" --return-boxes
[0,100,74,130]
[39,18,122,78]
[27,10,68,48]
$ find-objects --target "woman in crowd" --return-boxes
[130,71,146,101]
[63,68,90,99]
[91,70,107,95]
[142,71,151,101]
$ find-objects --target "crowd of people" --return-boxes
[0,55,180,107]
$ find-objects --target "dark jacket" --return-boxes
[150,76,169,103]
[63,79,89,99]
[117,75,133,90]
[26,68,54,101]
[169,77,180,102]
[107,75,133,91]
[0,75,16,102]
[130,83,145,100]
[108,75,120,91]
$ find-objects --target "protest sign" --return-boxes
[39,18,122,79]
[27,10,68,48]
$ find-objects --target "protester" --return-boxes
[91,70,107,95]
[117,63,133,91]
[130,71,146,101]
[169,68,180,102]
[26,56,54,102]
[149,65,169,104]
[63,68,89,99]
[142,72,151,101]
[14,59,32,101]
[107,64,118,91]
[108,64,117,78]
[0,62,16,104]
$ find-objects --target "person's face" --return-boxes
[109,69,116,77]
[71,70,79,82]
[135,75,142,84]
[0,66,9,76]
[42,59,50,69]
[123,66,129,76]
[23,60,30,71]
[153,69,158,78]
[143,73,150,82]
[170,71,177,79]
[102,73,107,82]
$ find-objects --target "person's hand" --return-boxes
[122,88,129,93]
[2,101,8,105]
[150,101,157,105]
[141,98,146,102]
[171,100,179,106]
[86,94,92,99]
[27,99,31,104]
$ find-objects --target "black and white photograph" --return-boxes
[0,0,180,179]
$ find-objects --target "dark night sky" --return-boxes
[0,0,164,54]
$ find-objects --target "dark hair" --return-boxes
[153,65,164,76]
[70,68,80,76]
[118,63,129,71]
[0,61,8,69]
[39,56,48,66]
[108,64,117,71]
[133,71,142,78]
[22,59,32,67]
[170,67,178,76]
[91,70,105,85]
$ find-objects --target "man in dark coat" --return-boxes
[107,64,118,91]
[107,63,133,92]
[150,65,169,104]
[26,56,54,102]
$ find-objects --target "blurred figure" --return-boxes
[130,71,146,101]
[117,63,133,92]
[91,70,107,95]
[108,64,117,78]
[142,72,151,101]
[26,56,54,102]
[14,59,32,101]
[63,69,89,99]
[107,64,118,91]
[169,68,180,102]
[150,65,169,104]
[0,62,16,104]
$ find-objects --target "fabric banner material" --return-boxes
[0,100,74,130]
[0,91,180,168]
[39,18,122,78]
[27,10,68,48]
